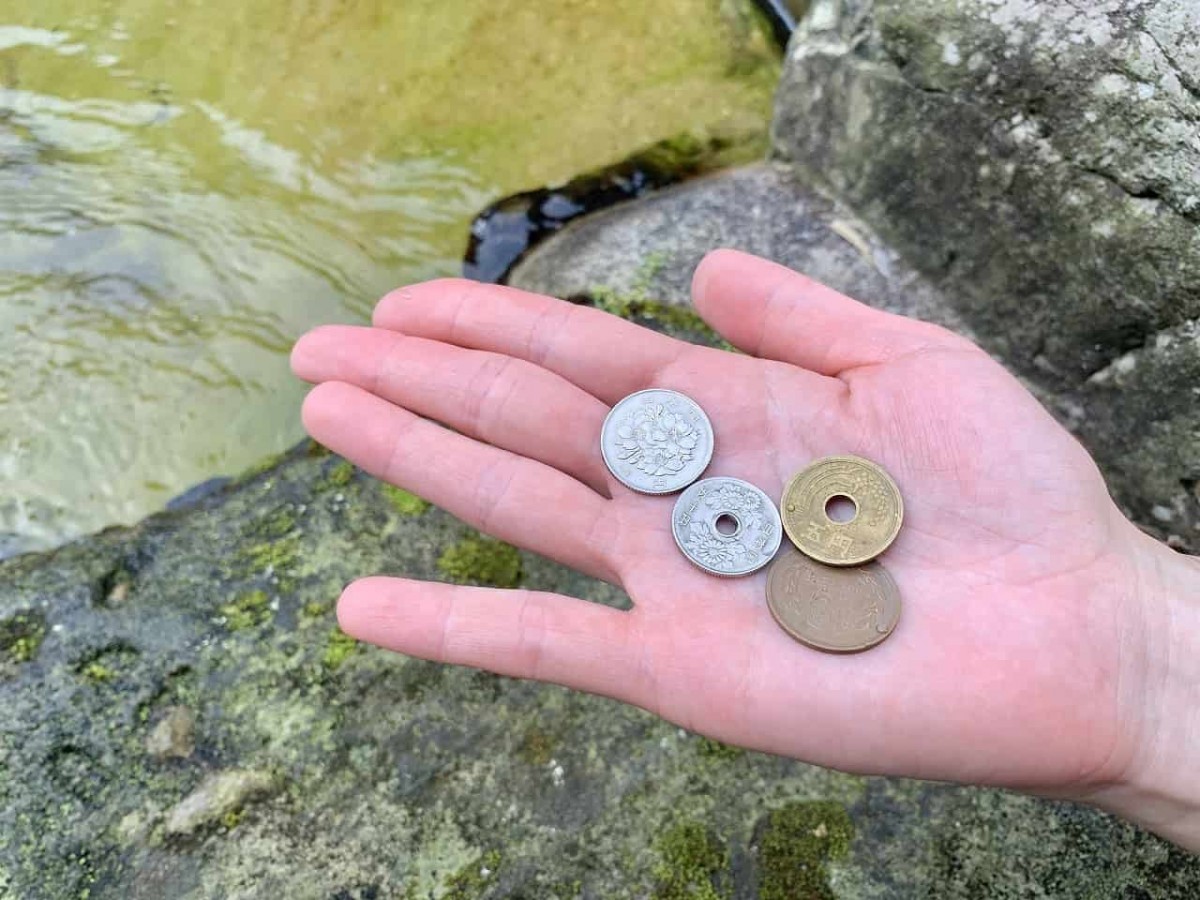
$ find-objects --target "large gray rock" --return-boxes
[766,0,1200,551]
[774,0,1200,384]
[510,163,972,337]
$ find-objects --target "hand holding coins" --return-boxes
[601,391,904,652]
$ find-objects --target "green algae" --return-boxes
[301,600,330,620]
[0,612,46,666]
[756,801,854,900]
[81,662,116,684]
[696,737,743,761]
[75,644,139,685]
[652,820,731,900]
[219,590,272,631]
[322,460,357,491]
[236,537,302,577]
[518,726,557,767]
[588,253,734,350]
[382,484,431,517]
[322,630,359,671]
[444,849,503,900]
[437,536,523,589]
[231,506,304,582]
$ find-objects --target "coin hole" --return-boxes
[825,495,857,523]
[715,514,739,536]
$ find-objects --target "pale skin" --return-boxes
[291,249,1200,850]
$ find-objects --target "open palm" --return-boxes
[291,250,1149,798]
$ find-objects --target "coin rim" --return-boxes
[600,389,715,495]
[670,476,782,577]
[764,546,902,653]
[780,454,904,566]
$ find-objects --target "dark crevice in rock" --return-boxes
[166,475,233,511]
[1139,22,1200,102]
[93,554,143,608]
[1078,165,1187,218]
[135,664,196,725]
[463,131,766,285]
[1083,315,1199,382]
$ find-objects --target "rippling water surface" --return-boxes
[0,1,778,556]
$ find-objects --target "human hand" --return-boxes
[291,250,1200,847]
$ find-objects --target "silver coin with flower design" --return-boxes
[671,477,782,577]
[600,389,714,494]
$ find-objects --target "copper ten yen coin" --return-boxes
[765,546,902,653]
[781,455,903,566]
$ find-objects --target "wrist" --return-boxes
[1084,530,1200,850]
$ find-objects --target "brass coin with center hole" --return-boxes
[765,545,902,653]
[781,455,903,566]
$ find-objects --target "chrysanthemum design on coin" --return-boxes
[600,389,714,494]
[671,477,782,576]
[765,545,902,652]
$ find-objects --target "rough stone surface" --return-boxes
[1077,319,1200,547]
[510,163,973,338]
[145,706,197,760]
[774,0,1200,383]
[3,329,1198,898]
[764,0,1200,551]
[163,769,278,837]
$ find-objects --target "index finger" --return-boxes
[372,278,691,404]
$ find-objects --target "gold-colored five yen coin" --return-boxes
[781,455,903,566]
[765,545,902,653]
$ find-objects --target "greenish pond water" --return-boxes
[0,0,778,557]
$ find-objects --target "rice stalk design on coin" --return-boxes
[600,389,714,494]
[781,455,903,566]
[765,545,902,652]
[672,477,782,576]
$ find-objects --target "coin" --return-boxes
[600,389,714,495]
[765,545,902,652]
[781,455,903,566]
[671,477,782,577]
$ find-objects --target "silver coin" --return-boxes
[671,477,782,577]
[600,389,714,495]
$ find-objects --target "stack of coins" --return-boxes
[768,457,904,653]
[600,391,903,652]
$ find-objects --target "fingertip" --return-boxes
[372,285,417,328]
[691,249,796,316]
[289,328,321,381]
[300,380,354,437]
[691,248,743,309]
[290,324,344,381]
[336,576,384,639]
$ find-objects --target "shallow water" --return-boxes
[0,0,778,556]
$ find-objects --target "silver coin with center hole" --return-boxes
[671,477,782,576]
[600,389,714,494]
